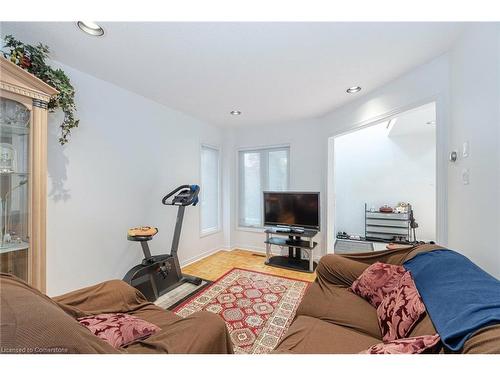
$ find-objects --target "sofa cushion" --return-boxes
[350,262,405,308]
[78,313,160,348]
[0,273,118,354]
[53,279,153,318]
[377,271,426,341]
[54,279,234,354]
[461,324,500,354]
[316,254,370,288]
[360,334,441,354]
[274,315,381,354]
[407,313,437,337]
[125,310,233,354]
[296,282,381,339]
[341,244,443,266]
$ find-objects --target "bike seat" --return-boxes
[127,226,158,242]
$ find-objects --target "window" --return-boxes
[200,145,221,235]
[238,146,289,228]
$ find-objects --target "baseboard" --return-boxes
[181,245,266,268]
[180,247,228,267]
[231,244,267,253]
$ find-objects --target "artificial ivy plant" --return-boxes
[2,35,79,145]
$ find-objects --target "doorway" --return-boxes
[328,102,438,253]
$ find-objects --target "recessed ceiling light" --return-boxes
[77,21,104,36]
[346,86,361,94]
[426,121,436,125]
[230,110,242,115]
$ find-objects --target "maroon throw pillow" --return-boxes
[78,313,160,348]
[377,271,426,342]
[350,262,406,307]
[360,334,441,354]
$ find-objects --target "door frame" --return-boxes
[326,96,448,253]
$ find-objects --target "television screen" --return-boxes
[263,192,320,230]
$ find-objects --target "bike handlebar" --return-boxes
[162,184,200,206]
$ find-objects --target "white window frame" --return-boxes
[200,143,222,237]
[237,144,290,231]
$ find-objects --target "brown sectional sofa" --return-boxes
[0,273,233,354]
[274,244,500,354]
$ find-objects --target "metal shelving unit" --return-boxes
[364,203,411,242]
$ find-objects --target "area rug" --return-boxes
[173,268,309,354]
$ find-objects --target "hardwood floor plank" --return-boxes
[182,249,316,282]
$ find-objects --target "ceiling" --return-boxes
[1,22,465,128]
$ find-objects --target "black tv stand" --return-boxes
[264,228,318,273]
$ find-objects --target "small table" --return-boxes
[264,228,318,273]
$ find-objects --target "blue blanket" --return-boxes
[403,249,500,351]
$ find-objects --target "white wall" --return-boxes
[226,55,450,259]
[227,119,326,257]
[447,24,500,276]
[226,24,500,278]
[322,24,500,277]
[334,120,436,241]
[322,55,450,255]
[46,63,225,296]
[45,23,500,294]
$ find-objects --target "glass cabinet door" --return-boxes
[0,96,30,282]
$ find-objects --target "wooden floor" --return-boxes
[182,249,317,283]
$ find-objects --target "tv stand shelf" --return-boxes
[264,228,318,273]
[265,237,318,249]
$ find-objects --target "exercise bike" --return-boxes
[123,184,203,302]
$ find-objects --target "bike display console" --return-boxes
[264,228,318,273]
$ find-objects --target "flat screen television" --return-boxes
[263,191,320,230]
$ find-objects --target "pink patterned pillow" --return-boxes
[377,271,426,342]
[360,334,441,354]
[350,262,406,307]
[77,313,160,348]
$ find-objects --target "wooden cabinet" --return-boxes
[0,58,58,292]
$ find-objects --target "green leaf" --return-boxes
[3,35,79,145]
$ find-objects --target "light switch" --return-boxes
[462,141,470,158]
[462,169,470,185]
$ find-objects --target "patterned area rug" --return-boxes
[173,268,309,354]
